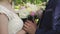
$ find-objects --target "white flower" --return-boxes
[15,2,44,18]
[19,8,30,18]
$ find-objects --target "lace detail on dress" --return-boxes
[0,5,23,34]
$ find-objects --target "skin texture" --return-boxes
[23,20,37,34]
[0,14,8,34]
[0,0,12,34]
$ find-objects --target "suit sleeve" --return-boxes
[35,27,60,34]
[35,11,60,34]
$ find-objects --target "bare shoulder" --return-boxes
[0,13,8,18]
[0,13,8,23]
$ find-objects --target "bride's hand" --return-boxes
[17,29,26,34]
[23,20,37,34]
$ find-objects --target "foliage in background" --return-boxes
[13,0,48,10]
[14,0,48,5]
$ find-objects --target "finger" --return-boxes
[26,20,34,25]
[34,21,37,25]
[25,21,36,28]
[25,22,34,28]
[24,24,30,29]
[27,21,36,27]
[27,20,37,26]
[24,23,32,29]
[25,22,31,27]
[23,27,28,32]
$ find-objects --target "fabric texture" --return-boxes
[0,5,23,34]
[35,0,60,34]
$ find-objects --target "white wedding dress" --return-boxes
[0,5,23,34]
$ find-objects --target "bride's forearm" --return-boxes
[0,14,8,34]
[17,29,26,34]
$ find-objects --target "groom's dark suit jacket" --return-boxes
[36,0,60,34]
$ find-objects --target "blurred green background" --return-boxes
[13,0,48,5]
[12,0,48,10]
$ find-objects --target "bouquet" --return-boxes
[12,0,47,24]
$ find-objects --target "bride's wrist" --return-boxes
[17,29,26,34]
[29,33,35,34]
[29,32,35,34]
